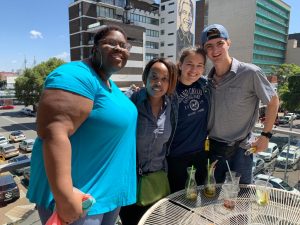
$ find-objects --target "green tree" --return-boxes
[0,80,7,89]
[271,64,300,111]
[280,74,300,111]
[15,58,65,110]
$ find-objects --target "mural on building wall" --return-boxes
[176,0,195,59]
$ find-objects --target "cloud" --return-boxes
[30,30,43,39]
[54,51,70,60]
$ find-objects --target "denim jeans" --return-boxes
[209,147,253,184]
[37,206,120,225]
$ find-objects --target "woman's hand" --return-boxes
[56,190,83,225]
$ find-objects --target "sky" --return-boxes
[0,0,299,72]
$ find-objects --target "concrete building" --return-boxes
[69,0,147,87]
[202,0,290,75]
[286,33,300,66]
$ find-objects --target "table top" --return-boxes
[138,184,300,225]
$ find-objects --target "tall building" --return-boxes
[202,0,290,75]
[69,0,147,87]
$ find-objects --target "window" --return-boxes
[160,42,165,47]
[146,41,159,49]
[168,21,174,24]
[146,29,159,37]
[161,5,165,11]
[169,2,174,5]
[161,18,165,24]
[168,33,174,35]
[168,11,174,14]
[168,43,174,46]
[161,30,165,35]
[160,53,164,57]
[146,53,159,61]
[98,6,115,19]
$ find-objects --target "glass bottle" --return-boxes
[185,166,198,200]
[204,167,216,198]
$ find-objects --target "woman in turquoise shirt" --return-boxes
[27,25,137,225]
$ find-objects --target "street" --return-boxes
[0,105,37,225]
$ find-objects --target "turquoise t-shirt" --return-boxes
[27,61,138,215]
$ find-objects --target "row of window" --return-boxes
[130,13,159,26]
[255,25,286,41]
[97,5,115,19]
[97,0,125,8]
[256,6,287,25]
[146,29,159,37]
[146,41,159,49]
[256,15,287,34]
[254,35,286,48]
[253,54,284,63]
[257,0,289,18]
[145,53,174,61]
[254,44,284,56]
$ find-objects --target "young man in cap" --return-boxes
[201,24,279,184]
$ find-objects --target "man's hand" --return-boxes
[251,135,269,153]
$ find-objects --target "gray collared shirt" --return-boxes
[131,89,172,173]
[207,58,277,148]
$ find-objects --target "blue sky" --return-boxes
[0,0,299,72]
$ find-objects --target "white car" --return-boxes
[276,145,300,170]
[254,174,300,195]
[9,130,26,143]
[257,142,279,162]
[19,139,35,152]
[286,113,297,120]
[0,135,8,146]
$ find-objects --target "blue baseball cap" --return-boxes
[201,24,229,46]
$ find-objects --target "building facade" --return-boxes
[286,33,300,66]
[203,0,290,75]
[69,0,197,87]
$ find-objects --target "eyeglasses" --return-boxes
[99,39,132,51]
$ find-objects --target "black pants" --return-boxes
[167,151,208,193]
[119,203,152,225]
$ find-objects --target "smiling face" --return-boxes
[179,52,205,85]
[204,37,231,64]
[146,62,170,99]
[179,1,193,33]
[97,30,130,74]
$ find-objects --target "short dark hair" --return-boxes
[178,46,206,77]
[142,58,178,95]
[93,25,127,46]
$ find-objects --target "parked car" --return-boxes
[257,142,279,162]
[276,145,300,170]
[252,156,265,176]
[22,167,31,185]
[269,136,289,152]
[20,107,34,116]
[9,130,26,143]
[0,105,15,110]
[0,174,20,205]
[0,144,19,160]
[0,135,8,146]
[19,139,34,152]
[254,174,300,195]
[286,113,297,120]
[296,113,300,119]
[277,116,289,125]
[8,155,30,175]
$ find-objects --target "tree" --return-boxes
[271,64,300,111]
[0,80,7,89]
[15,58,65,110]
[280,74,300,111]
